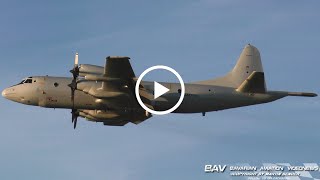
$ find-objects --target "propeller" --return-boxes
[69,53,79,92]
[71,109,79,129]
[68,53,79,129]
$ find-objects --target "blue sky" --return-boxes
[0,1,319,179]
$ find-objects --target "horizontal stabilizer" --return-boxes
[287,92,317,97]
[236,71,266,93]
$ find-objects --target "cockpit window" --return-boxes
[25,79,32,83]
[12,78,33,87]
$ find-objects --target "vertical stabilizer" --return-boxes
[194,44,266,89]
[231,44,264,87]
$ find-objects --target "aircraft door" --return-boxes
[35,77,47,107]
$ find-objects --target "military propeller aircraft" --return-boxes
[2,44,317,129]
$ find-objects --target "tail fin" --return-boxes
[195,44,266,90]
[194,44,318,97]
[230,44,264,87]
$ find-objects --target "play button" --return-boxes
[154,81,169,99]
[135,65,185,115]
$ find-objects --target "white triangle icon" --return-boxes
[154,81,169,99]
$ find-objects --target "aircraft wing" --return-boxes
[82,56,154,107]
[77,56,153,125]
[101,56,136,93]
[102,57,154,123]
[80,56,137,97]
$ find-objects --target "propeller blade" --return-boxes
[70,53,79,79]
[71,109,79,129]
[74,52,79,67]
[73,117,77,129]
[71,109,76,123]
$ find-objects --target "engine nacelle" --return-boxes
[79,64,104,76]
[80,110,121,120]
[79,110,128,126]
[79,112,99,122]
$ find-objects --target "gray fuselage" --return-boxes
[2,76,286,113]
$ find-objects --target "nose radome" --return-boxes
[2,89,7,98]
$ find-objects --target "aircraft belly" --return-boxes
[172,92,279,113]
[173,95,219,113]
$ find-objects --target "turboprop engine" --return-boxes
[78,64,104,77]
[78,110,122,122]
[78,110,129,126]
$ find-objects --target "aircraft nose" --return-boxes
[2,88,7,98]
[2,87,19,102]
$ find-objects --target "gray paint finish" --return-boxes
[2,45,317,127]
